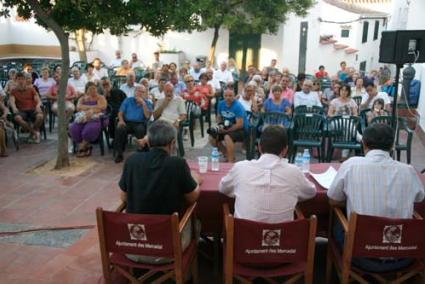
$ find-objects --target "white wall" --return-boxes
[260,25,284,70]
[88,28,229,68]
[404,0,425,129]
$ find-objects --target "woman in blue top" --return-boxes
[263,85,292,115]
[262,85,291,128]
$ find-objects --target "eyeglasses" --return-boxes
[185,80,194,83]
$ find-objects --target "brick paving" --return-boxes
[0,125,424,283]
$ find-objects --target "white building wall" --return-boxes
[260,25,284,70]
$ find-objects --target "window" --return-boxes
[373,20,379,40]
[362,21,369,43]
[341,29,350,38]
[359,61,367,73]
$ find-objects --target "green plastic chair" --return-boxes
[291,113,326,162]
[327,115,362,162]
[245,111,260,160]
[370,116,414,164]
[110,75,126,89]
[133,68,145,82]
[320,77,332,91]
[293,105,325,116]
[352,96,362,107]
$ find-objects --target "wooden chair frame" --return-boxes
[96,202,199,284]
[326,207,425,284]
[223,204,317,284]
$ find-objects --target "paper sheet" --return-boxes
[310,166,337,190]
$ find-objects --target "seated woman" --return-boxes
[328,84,359,161]
[366,98,387,124]
[69,82,107,157]
[182,75,208,115]
[45,72,77,121]
[262,85,291,128]
[263,85,291,115]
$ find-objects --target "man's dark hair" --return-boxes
[362,124,394,152]
[364,81,375,89]
[85,63,94,70]
[259,126,288,156]
[318,65,325,70]
[15,72,25,79]
[297,73,306,81]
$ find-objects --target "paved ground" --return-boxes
[0,121,424,283]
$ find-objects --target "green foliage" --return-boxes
[0,0,202,36]
[197,0,314,34]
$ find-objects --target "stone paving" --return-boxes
[0,123,424,283]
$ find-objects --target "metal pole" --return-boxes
[391,64,402,127]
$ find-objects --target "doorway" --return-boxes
[229,33,261,77]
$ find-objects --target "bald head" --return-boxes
[164,82,174,98]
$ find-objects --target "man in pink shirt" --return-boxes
[280,75,294,104]
[219,126,316,223]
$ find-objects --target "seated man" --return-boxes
[114,85,153,163]
[68,67,87,97]
[9,72,44,143]
[293,79,322,108]
[219,126,316,223]
[46,72,77,119]
[328,123,424,272]
[100,78,126,139]
[119,71,138,97]
[119,120,202,263]
[360,81,391,111]
[153,83,186,127]
[209,89,248,163]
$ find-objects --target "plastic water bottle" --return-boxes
[295,153,303,171]
[211,147,220,171]
[302,149,310,173]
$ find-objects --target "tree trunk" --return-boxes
[75,29,87,62]
[208,25,220,66]
[27,0,70,169]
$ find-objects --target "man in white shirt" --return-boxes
[328,123,424,272]
[219,126,316,223]
[153,83,186,127]
[92,58,109,79]
[213,61,234,84]
[110,50,122,69]
[130,53,146,69]
[293,79,322,108]
[360,81,391,111]
[206,68,221,94]
[68,67,87,97]
[120,71,139,97]
[189,63,204,81]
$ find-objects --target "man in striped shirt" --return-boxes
[328,123,424,272]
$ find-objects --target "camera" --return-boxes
[207,122,228,138]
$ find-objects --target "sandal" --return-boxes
[84,146,93,157]
[76,148,88,158]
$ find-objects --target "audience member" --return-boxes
[238,84,258,113]
[293,79,322,108]
[4,68,18,94]
[9,72,44,144]
[214,61,233,84]
[69,82,107,157]
[100,78,126,139]
[209,89,247,163]
[116,59,132,76]
[119,119,202,263]
[321,80,341,110]
[150,75,167,101]
[266,59,279,75]
[366,98,387,124]
[119,71,138,97]
[352,77,365,97]
[280,75,294,104]
[189,62,203,81]
[243,65,256,84]
[92,58,109,79]
[81,63,100,83]
[114,85,153,163]
[169,72,185,97]
[34,67,55,104]
[130,53,145,69]
[263,85,291,116]
[219,125,316,222]
[110,50,122,69]
[183,75,208,112]
[315,65,328,79]
[337,61,348,81]
[151,51,163,70]
[23,64,38,83]
[228,58,239,94]
[68,67,87,97]
[45,73,77,118]
[153,83,186,127]
[360,82,391,111]
[328,123,424,272]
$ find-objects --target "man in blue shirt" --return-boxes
[209,89,248,162]
[114,85,153,163]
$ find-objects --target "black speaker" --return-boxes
[379,30,425,64]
